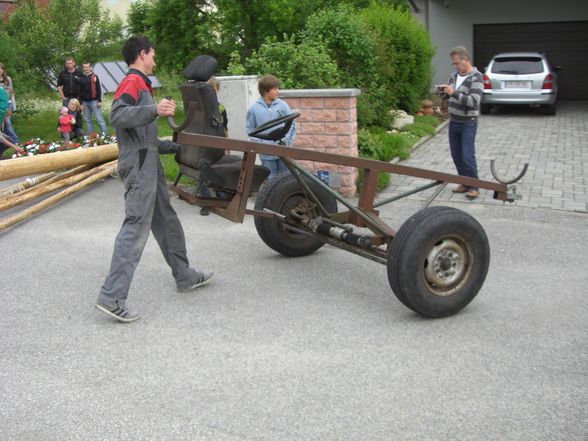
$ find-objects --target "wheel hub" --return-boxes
[424,239,468,294]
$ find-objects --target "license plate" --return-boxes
[504,81,531,89]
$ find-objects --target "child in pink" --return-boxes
[57,106,75,143]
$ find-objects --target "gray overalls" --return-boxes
[98,69,202,309]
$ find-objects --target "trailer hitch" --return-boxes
[490,159,529,185]
[490,159,528,202]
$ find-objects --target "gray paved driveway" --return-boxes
[1,175,587,440]
[380,101,588,212]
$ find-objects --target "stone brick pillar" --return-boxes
[280,89,361,198]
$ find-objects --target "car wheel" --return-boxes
[480,104,492,115]
[543,104,556,115]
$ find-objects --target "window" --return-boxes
[491,57,544,75]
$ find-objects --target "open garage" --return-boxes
[474,21,588,100]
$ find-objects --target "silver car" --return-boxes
[481,52,559,115]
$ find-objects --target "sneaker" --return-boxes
[178,272,215,293]
[200,207,210,216]
[95,303,141,323]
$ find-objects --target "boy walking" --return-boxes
[246,75,295,179]
[96,36,213,323]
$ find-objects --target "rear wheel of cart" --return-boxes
[387,206,490,318]
[254,172,338,257]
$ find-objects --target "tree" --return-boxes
[5,0,124,90]
[242,36,341,89]
[145,0,216,73]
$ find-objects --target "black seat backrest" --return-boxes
[175,81,225,169]
[174,55,224,171]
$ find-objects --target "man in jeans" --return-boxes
[80,62,109,134]
[439,46,483,199]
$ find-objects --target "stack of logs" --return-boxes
[0,144,119,232]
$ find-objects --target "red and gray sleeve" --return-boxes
[110,76,157,129]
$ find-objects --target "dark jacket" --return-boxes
[109,69,177,171]
[57,68,83,99]
[79,71,103,102]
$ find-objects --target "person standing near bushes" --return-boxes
[438,45,483,200]
[0,63,20,145]
[80,62,109,134]
[57,57,82,106]
[0,85,23,158]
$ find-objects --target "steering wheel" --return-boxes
[247,112,300,140]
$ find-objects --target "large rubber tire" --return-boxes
[387,206,490,318]
[480,103,492,115]
[254,172,338,257]
[543,103,556,115]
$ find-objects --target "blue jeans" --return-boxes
[82,100,108,134]
[261,158,289,180]
[449,120,479,190]
[2,103,19,144]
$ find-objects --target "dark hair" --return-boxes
[122,36,154,66]
[258,75,280,96]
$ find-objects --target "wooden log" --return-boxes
[13,165,92,194]
[3,165,92,201]
[0,162,117,232]
[0,143,118,181]
[0,161,117,213]
[0,172,58,197]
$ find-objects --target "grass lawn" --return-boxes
[4,90,189,184]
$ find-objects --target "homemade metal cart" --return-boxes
[167,59,527,318]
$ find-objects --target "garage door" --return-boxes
[474,21,588,100]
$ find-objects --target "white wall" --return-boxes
[216,75,260,140]
[426,0,588,86]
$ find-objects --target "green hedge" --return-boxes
[361,4,434,115]
[230,4,434,129]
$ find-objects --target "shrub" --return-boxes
[414,115,441,127]
[401,122,436,138]
[358,127,412,162]
[361,4,435,114]
[302,6,386,127]
[356,127,414,192]
[244,36,342,89]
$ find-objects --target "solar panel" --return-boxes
[92,63,118,93]
[92,61,162,93]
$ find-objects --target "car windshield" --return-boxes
[491,57,544,75]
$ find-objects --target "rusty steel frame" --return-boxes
[169,131,515,263]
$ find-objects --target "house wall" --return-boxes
[424,0,588,86]
[217,75,260,140]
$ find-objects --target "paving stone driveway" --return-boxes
[379,101,588,213]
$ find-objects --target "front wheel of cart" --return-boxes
[254,172,338,257]
[387,206,490,318]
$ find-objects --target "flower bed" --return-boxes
[13,133,117,158]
